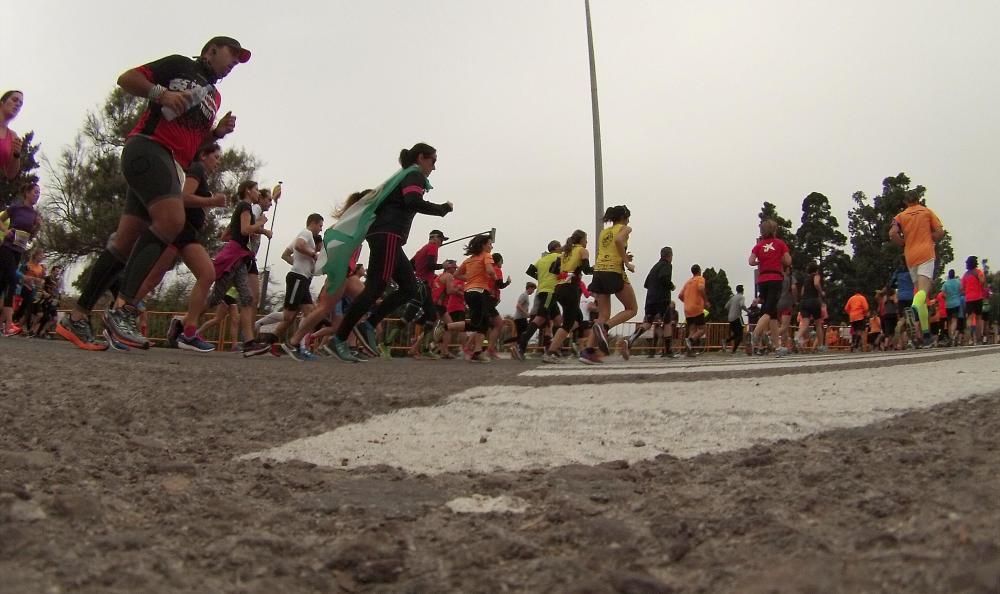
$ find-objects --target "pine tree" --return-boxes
[758,201,795,246]
[794,192,851,321]
[702,267,734,322]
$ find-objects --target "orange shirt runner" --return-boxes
[893,204,943,268]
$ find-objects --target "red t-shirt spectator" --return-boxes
[411,241,440,283]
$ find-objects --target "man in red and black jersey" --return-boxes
[60,36,249,351]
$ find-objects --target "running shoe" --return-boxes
[816,345,828,353]
[920,334,935,349]
[270,344,284,357]
[541,352,559,364]
[177,332,216,353]
[775,346,790,358]
[241,340,272,358]
[468,350,490,363]
[280,341,303,361]
[331,336,361,363]
[620,338,631,360]
[379,344,393,359]
[3,323,22,337]
[351,349,370,361]
[298,347,320,361]
[509,343,525,361]
[684,338,694,355]
[103,329,130,352]
[593,323,610,355]
[166,317,182,349]
[56,316,109,351]
[352,322,379,357]
[579,348,602,365]
[103,305,151,349]
[319,344,336,357]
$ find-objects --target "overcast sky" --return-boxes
[5,1,998,315]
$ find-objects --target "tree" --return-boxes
[794,192,852,321]
[702,267,734,322]
[847,173,953,298]
[758,201,795,246]
[38,88,262,289]
[0,130,41,207]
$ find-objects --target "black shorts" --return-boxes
[881,315,897,333]
[530,291,560,320]
[757,280,783,319]
[435,305,447,319]
[283,272,313,310]
[464,290,493,333]
[589,271,625,296]
[643,299,668,323]
[850,320,865,333]
[449,309,465,323]
[899,299,913,310]
[222,294,237,306]
[514,318,528,335]
[946,307,960,319]
[800,298,822,320]
[686,314,705,326]
[121,136,182,218]
[173,222,204,250]
[966,300,983,316]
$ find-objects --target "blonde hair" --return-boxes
[332,189,372,219]
[759,219,778,238]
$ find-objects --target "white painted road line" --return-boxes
[244,351,1000,475]
[518,345,1000,377]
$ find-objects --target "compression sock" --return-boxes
[76,247,127,313]
[912,290,929,334]
[118,228,170,304]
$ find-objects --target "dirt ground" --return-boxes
[1,338,998,594]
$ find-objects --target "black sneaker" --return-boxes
[242,340,272,358]
[352,322,379,357]
[166,317,183,348]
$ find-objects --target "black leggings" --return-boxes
[336,232,417,340]
[0,247,23,308]
[555,283,582,332]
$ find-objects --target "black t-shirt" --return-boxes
[184,162,211,231]
[229,201,255,248]
[644,260,673,302]
[367,170,450,245]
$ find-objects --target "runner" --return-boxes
[447,234,496,363]
[723,284,748,355]
[776,265,798,351]
[283,190,370,361]
[0,90,25,180]
[541,230,591,364]
[206,180,271,356]
[440,261,465,358]
[891,262,915,349]
[407,229,448,358]
[513,282,535,338]
[589,205,637,361]
[330,143,453,360]
[678,265,707,357]
[272,213,324,349]
[510,241,562,361]
[844,288,870,352]
[61,36,249,350]
[961,256,987,346]
[942,269,962,346]
[889,189,945,348]
[749,219,792,356]
[795,262,825,353]
[0,182,41,339]
[626,246,673,356]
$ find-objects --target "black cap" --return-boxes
[202,36,251,63]
[429,229,449,241]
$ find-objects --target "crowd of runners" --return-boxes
[0,37,994,364]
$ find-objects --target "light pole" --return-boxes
[585,0,605,241]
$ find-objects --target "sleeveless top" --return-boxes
[594,223,625,273]
[557,245,585,285]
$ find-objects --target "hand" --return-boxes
[444,201,454,213]
[626,252,634,262]
[258,213,268,225]
[262,229,273,239]
[214,111,236,138]
[159,90,192,114]
[625,262,636,273]
[505,275,511,283]
[312,250,320,261]
[10,135,23,157]
[212,192,228,207]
